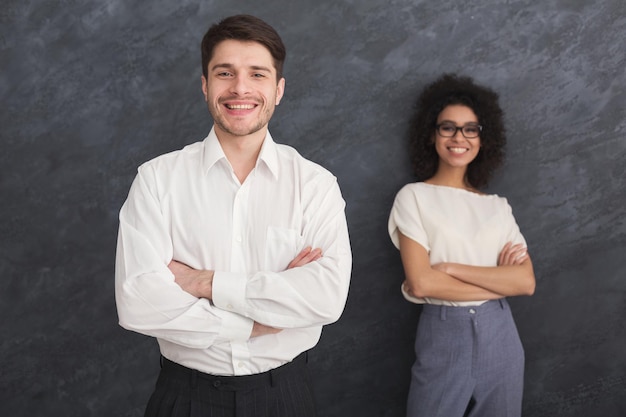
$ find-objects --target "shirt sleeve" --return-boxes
[388,185,430,251]
[115,164,253,348]
[212,174,352,329]
[501,198,527,248]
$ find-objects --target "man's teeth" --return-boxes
[449,147,467,154]
[227,104,255,109]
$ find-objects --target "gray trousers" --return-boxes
[407,298,525,417]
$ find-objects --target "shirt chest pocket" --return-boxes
[264,226,301,271]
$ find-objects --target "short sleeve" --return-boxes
[388,185,430,251]
[501,198,527,248]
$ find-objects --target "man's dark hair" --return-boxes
[408,73,507,189]
[201,14,286,80]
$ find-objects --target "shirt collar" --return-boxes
[202,127,226,173]
[257,131,279,180]
[202,126,280,180]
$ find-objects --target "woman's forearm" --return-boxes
[403,269,504,301]
[436,260,535,297]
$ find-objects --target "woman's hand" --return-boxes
[498,242,529,266]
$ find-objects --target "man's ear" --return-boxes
[201,75,208,101]
[275,77,285,105]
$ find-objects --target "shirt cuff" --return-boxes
[213,308,254,342]
[212,270,248,315]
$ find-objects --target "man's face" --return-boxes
[202,39,285,139]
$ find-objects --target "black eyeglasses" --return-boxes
[436,122,482,138]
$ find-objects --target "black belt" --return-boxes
[159,352,308,390]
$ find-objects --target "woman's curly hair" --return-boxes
[408,74,506,189]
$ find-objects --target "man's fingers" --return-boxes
[304,248,322,262]
[287,247,312,269]
[287,247,322,269]
[251,322,283,338]
[295,248,322,266]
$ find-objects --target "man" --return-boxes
[115,14,352,417]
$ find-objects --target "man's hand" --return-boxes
[251,322,283,337]
[168,260,214,299]
[498,242,529,266]
[287,246,322,269]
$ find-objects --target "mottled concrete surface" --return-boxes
[1,0,624,416]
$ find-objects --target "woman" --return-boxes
[388,74,535,417]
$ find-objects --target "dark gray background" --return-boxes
[1,0,625,416]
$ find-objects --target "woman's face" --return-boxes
[433,104,481,170]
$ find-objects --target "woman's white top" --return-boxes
[388,182,526,307]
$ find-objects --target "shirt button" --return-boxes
[469,309,476,314]
[227,304,233,309]
[213,380,221,387]
[238,362,245,368]
[235,236,242,243]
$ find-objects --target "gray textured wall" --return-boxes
[1,0,625,416]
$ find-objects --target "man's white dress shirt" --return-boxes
[115,128,352,376]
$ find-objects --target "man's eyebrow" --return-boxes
[210,63,273,73]
[249,65,272,72]
[211,63,234,72]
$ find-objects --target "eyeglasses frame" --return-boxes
[435,123,483,139]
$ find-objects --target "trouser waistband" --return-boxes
[159,352,308,390]
[421,298,509,320]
